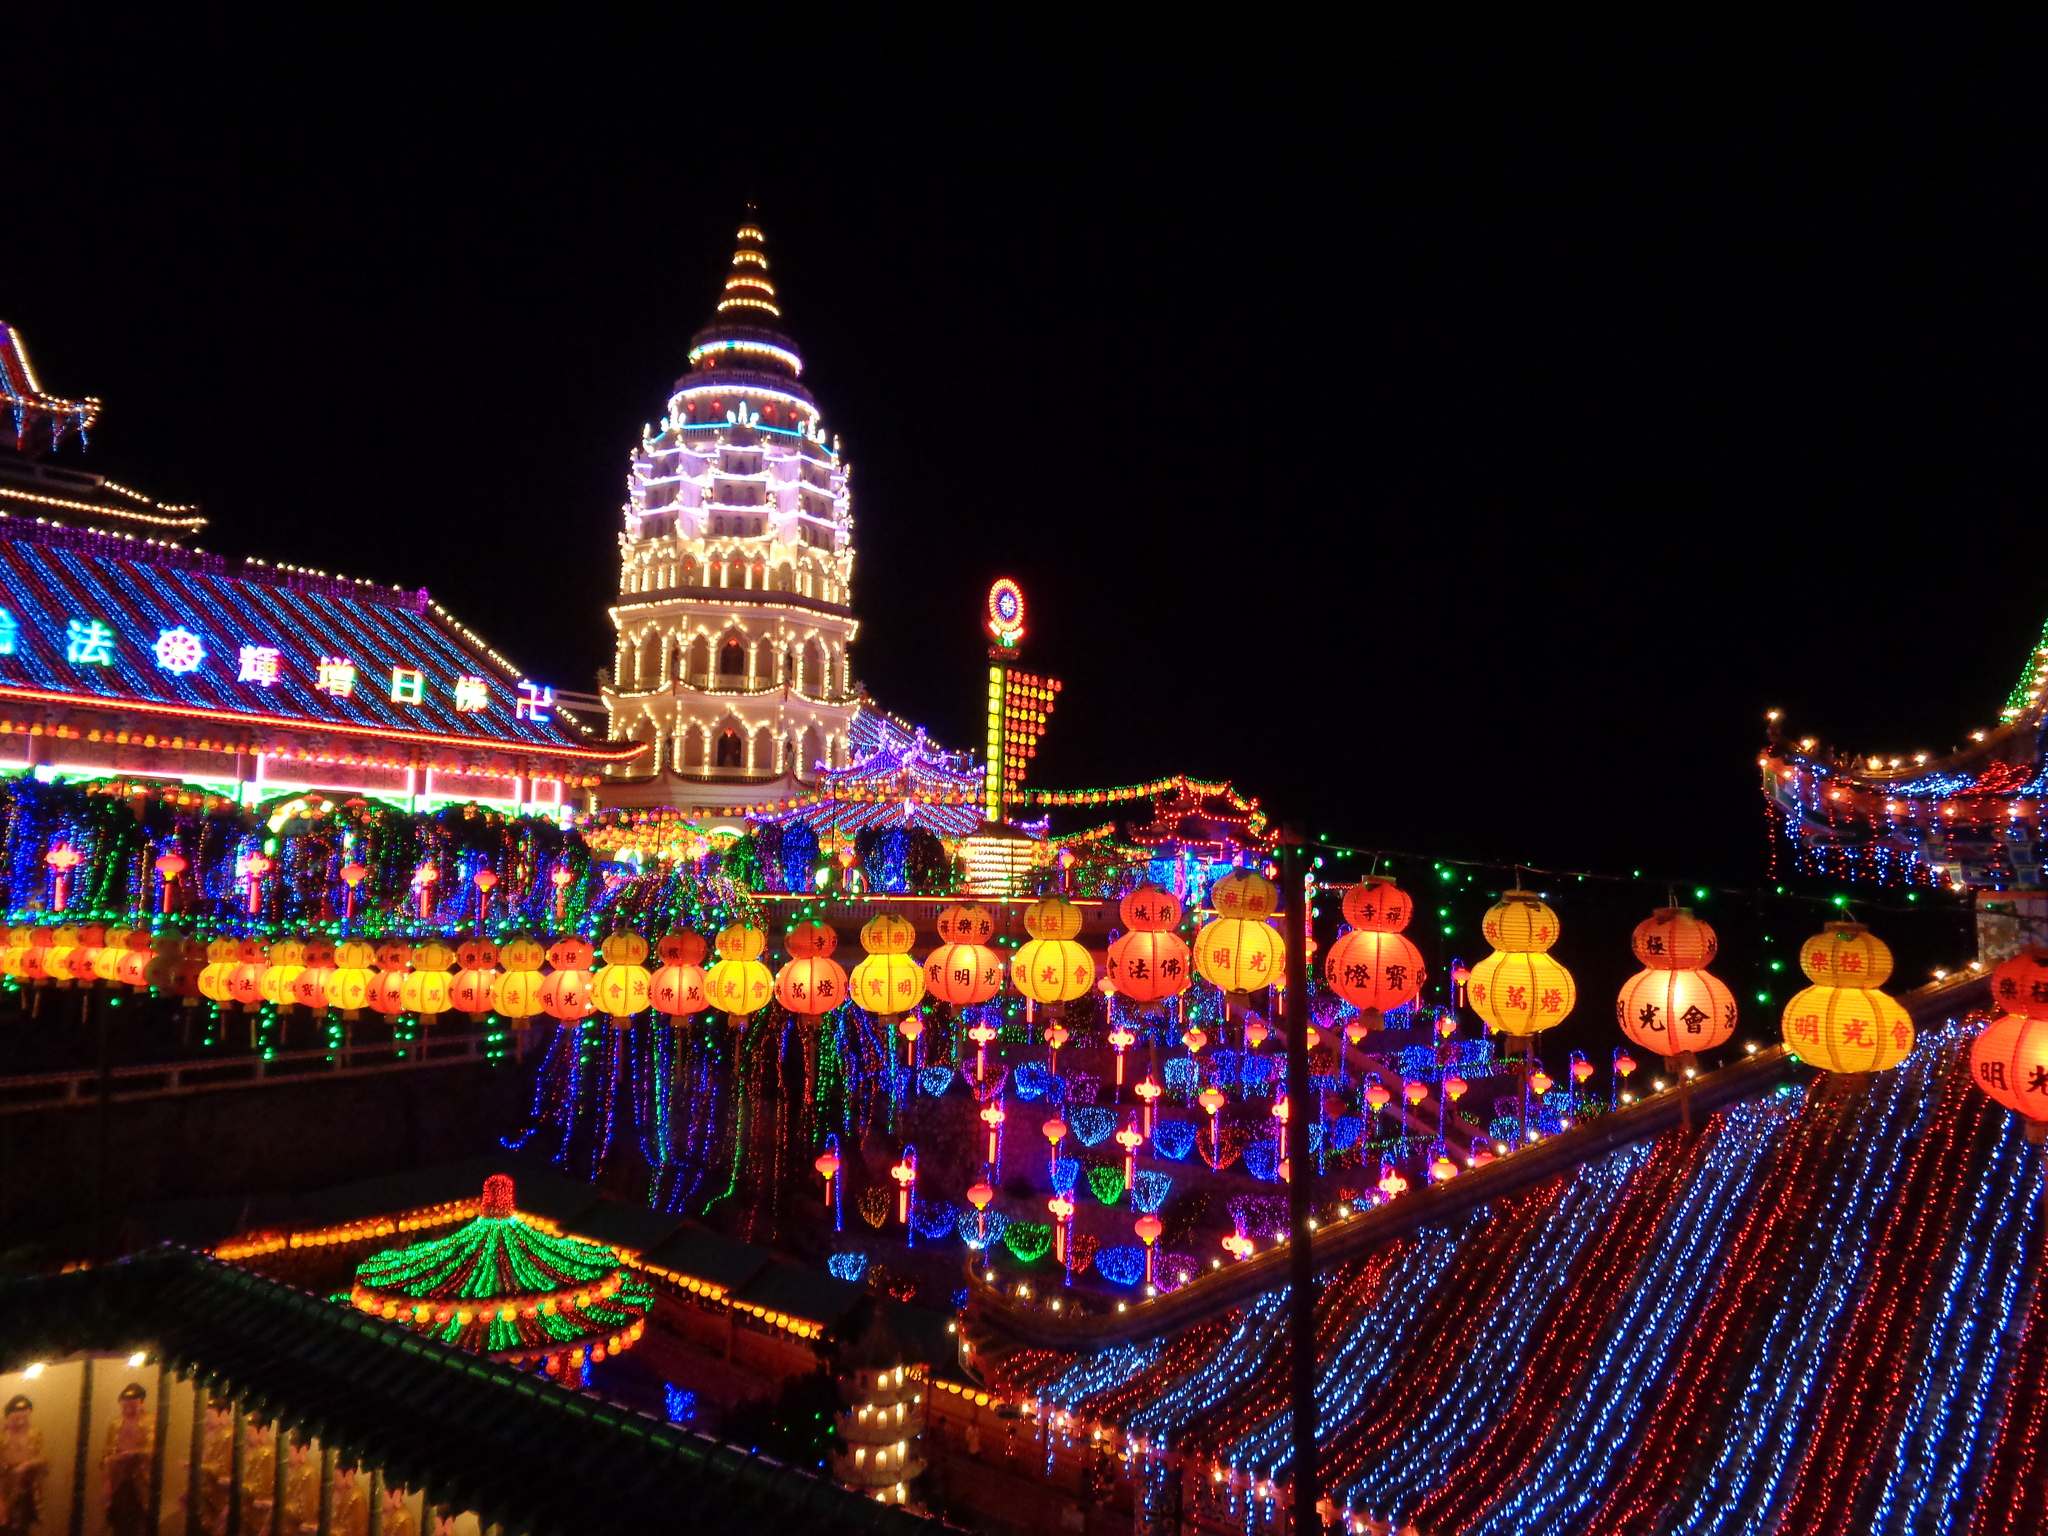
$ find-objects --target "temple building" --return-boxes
[603,213,862,810]
[0,321,639,812]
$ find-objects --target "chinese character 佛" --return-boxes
[452,676,490,714]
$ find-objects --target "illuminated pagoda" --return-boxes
[0,319,204,541]
[603,209,860,810]
[347,1174,652,1380]
[1765,617,2046,953]
[1118,776,1271,866]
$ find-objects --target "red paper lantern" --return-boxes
[1340,876,1412,934]
[1324,928,1426,1012]
[1631,907,1719,969]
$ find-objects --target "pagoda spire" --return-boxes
[716,204,781,320]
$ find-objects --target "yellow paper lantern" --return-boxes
[851,951,925,1015]
[1480,891,1560,953]
[1797,922,1894,987]
[1022,896,1084,943]
[261,939,308,1008]
[1209,869,1278,920]
[706,924,774,1017]
[1012,937,1095,1005]
[1469,950,1576,1037]
[328,940,376,1016]
[593,932,652,1024]
[1194,916,1284,997]
[1780,982,1913,1073]
[860,913,918,956]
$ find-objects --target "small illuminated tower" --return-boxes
[602,210,859,810]
[829,1304,927,1506]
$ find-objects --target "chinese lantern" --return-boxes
[451,938,500,1019]
[367,941,410,1017]
[292,939,336,1012]
[1780,921,1912,1074]
[328,939,376,1017]
[1014,895,1095,1008]
[1324,928,1425,1013]
[148,934,204,1004]
[1134,1213,1164,1286]
[594,931,653,1024]
[1972,959,2048,1137]
[1443,1073,1468,1102]
[228,940,269,1009]
[540,936,597,1023]
[923,930,1004,1008]
[114,930,152,990]
[651,932,709,1021]
[43,845,81,912]
[1468,891,1576,1039]
[260,938,308,1009]
[153,849,187,914]
[1617,966,1737,1060]
[851,911,926,1020]
[784,918,839,959]
[91,927,132,986]
[776,951,849,1016]
[494,936,548,1021]
[1120,884,1184,933]
[1106,928,1192,1005]
[936,903,996,944]
[704,921,774,1020]
[815,1143,841,1206]
[197,937,238,1005]
[1632,907,1719,969]
[61,925,104,986]
[1209,869,1278,920]
[401,939,455,1020]
[1194,916,1285,998]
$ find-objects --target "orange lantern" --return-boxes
[367,941,410,1017]
[1992,950,2048,1020]
[1106,928,1192,1005]
[777,953,850,1016]
[1617,966,1737,1059]
[1120,884,1183,932]
[650,935,709,1020]
[784,919,839,959]
[658,930,709,966]
[290,940,336,1011]
[451,938,500,1019]
[935,904,996,945]
[1971,1009,2048,1137]
[924,941,1004,1007]
[1324,928,1426,1013]
[1340,876,1413,933]
[114,930,153,989]
[1631,907,1719,969]
[228,940,268,1009]
[540,936,597,1023]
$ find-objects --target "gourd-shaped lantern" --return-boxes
[91,927,132,986]
[328,939,376,1017]
[261,938,308,1010]
[1973,951,2048,1139]
[1468,891,1576,1039]
[62,924,105,986]
[0,926,30,982]
[147,934,204,1004]
[368,941,411,1017]
[114,929,153,990]
[292,939,336,1012]
[228,939,269,1010]
[451,938,501,1020]
[1013,896,1095,1007]
[924,904,1004,1007]
[1616,908,1737,1064]
[1195,908,1284,1000]
[197,936,238,1005]
[776,920,848,1016]
[594,931,653,1024]
[401,939,455,1021]
[494,936,548,1021]
[651,931,710,1021]
[540,936,597,1022]
[705,921,774,1020]
[1780,921,1913,1073]
[1324,876,1426,1016]
[19,927,54,985]
[851,912,925,1018]
[1107,884,1192,1005]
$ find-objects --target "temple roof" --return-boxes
[0,521,633,765]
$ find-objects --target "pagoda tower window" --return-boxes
[685,635,710,686]
[715,729,743,769]
[751,724,775,770]
[718,636,746,680]
[682,725,707,769]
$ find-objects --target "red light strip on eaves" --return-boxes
[0,683,645,762]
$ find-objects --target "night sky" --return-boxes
[14,26,2041,889]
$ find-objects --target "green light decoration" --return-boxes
[1086,1164,1125,1206]
[2000,610,2048,722]
[1003,1220,1053,1264]
[345,1174,651,1378]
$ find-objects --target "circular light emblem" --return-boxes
[986,578,1027,646]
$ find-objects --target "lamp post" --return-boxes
[1277,831,1318,1530]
